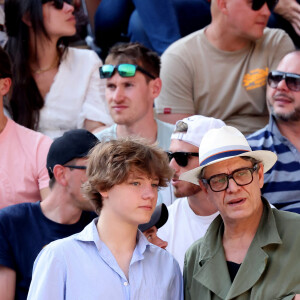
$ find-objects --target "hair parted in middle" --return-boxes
[82,137,173,214]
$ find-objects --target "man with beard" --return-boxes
[158,115,224,271]
[247,51,300,213]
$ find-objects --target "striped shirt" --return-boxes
[247,116,300,213]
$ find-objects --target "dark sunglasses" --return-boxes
[268,71,300,92]
[64,165,87,170]
[100,64,156,80]
[251,0,278,11]
[167,152,199,167]
[42,0,73,9]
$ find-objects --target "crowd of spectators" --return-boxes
[0,0,300,299]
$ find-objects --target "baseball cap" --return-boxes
[47,129,99,178]
[138,203,168,232]
[171,115,225,147]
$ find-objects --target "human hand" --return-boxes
[274,0,300,35]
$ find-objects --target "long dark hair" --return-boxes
[5,0,70,130]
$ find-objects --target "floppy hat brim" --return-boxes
[179,150,277,186]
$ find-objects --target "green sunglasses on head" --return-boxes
[99,64,156,80]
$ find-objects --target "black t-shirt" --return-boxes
[227,261,241,282]
[0,202,96,300]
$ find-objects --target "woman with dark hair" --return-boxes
[5,0,112,138]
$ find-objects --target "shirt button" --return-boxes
[124,282,128,286]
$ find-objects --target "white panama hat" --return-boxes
[180,126,278,186]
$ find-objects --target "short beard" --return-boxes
[173,183,201,198]
[271,107,300,122]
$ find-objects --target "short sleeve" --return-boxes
[77,53,113,128]
[36,135,52,190]
[155,52,196,115]
[0,215,15,270]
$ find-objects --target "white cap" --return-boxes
[171,115,226,147]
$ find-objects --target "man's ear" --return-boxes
[22,12,32,27]
[53,165,68,186]
[217,0,229,14]
[199,180,209,194]
[258,163,264,189]
[0,78,12,96]
[150,77,162,99]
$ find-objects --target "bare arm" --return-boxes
[293,295,300,300]
[274,0,300,35]
[84,119,106,133]
[0,266,16,300]
[157,113,193,125]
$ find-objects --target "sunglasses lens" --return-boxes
[117,64,137,77]
[252,0,265,10]
[100,65,115,78]
[286,75,300,92]
[268,72,282,88]
[167,152,188,167]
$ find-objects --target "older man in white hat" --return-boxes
[182,126,300,299]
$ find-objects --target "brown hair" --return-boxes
[83,137,173,214]
[105,42,160,81]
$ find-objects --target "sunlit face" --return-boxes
[100,171,159,227]
[267,53,300,122]
[105,71,156,126]
[169,139,202,198]
[225,0,271,42]
[42,1,76,39]
[143,226,168,249]
[65,158,94,211]
[201,157,264,224]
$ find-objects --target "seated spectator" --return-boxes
[158,115,224,271]
[0,129,98,300]
[155,0,295,135]
[139,203,168,249]
[27,138,183,300]
[0,47,52,208]
[95,42,175,205]
[181,126,300,299]
[247,51,300,213]
[93,0,299,62]
[4,0,112,138]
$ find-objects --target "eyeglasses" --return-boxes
[251,0,278,11]
[202,164,258,192]
[268,71,300,92]
[167,152,199,167]
[100,64,156,80]
[42,0,73,10]
[64,165,87,170]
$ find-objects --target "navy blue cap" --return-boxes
[46,129,99,178]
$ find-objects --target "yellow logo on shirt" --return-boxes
[243,67,269,90]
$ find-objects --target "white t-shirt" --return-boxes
[158,197,219,272]
[38,47,113,138]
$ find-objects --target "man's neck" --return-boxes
[40,192,83,225]
[205,24,251,52]
[188,192,218,216]
[276,119,300,152]
[97,210,137,279]
[116,118,158,144]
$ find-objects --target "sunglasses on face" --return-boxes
[42,0,73,10]
[167,152,199,167]
[268,71,300,92]
[99,64,156,80]
[251,0,278,11]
